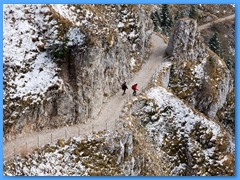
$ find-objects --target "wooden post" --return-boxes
[51,133,53,143]
[65,129,67,139]
[129,108,131,116]
[38,136,40,148]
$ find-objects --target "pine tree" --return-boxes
[175,10,185,21]
[150,11,161,31]
[208,32,222,58]
[160,4,173,35]
[225,55,232,70]
[189,5,198,19]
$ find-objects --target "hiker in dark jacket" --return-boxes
[132,83,138,96]
[121,82,128,95]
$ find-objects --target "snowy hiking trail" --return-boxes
[3,33,167,161]
[4,14,235,161]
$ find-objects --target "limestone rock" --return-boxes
[165,18,208,61]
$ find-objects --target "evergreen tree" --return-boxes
[189,5,198,19]
[175,10,185,21]
[160,4,173,35]
[150,11,161,31]
[225,55,232,70]
[208,32,222,58]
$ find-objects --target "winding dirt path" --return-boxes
[3,33,167,161]
[198,14,235,31]
[5,14,234,161]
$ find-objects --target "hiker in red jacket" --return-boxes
[132,83,138,96]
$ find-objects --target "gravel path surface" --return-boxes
[3,33,167,161]
[4,13,235,161]
[198,14,235,31]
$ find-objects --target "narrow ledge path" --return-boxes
[198,14,235,31]
[4,14,235,161]
[3,33,167,161]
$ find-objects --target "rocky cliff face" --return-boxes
[4,86,234,176]
[4,123,165,176]
[165,19,208,61]
[166,18,232,121]
[130,87,234,176]
[3,4,153,140]
[3,6,235,176]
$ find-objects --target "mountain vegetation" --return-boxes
[3,4,235,176]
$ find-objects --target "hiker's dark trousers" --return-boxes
[133,90,136,96]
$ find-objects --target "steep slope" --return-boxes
[130,87,234,175]
[3,4,235,176]
[151,5,235,78]
[150,6,235,130]
[166,18,233,121]
[3,4,154,141]
[198,14,235,31]
[3,33,167,161]
[4,86,234,176]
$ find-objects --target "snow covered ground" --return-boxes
[4,5,60,102]
[147,87,221,142]
[3,5,86,103]
[4,86,234,176]
[143,86,234,175]
[3,4,89,132]
[3,4,234,176]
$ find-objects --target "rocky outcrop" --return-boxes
[4,130,165,176]
[129,87,234,176]
[151,61,172,88]
[3,5,154,141]
[166,18,232,120]
[3,86,234,176]
[165,18,208,61]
